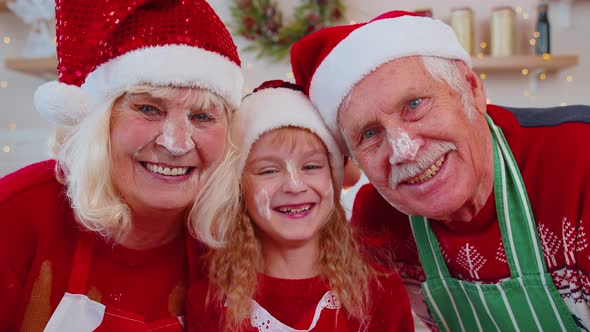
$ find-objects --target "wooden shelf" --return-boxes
[472,55,579,73]
[4,57,58,80]
[2,54,579,81]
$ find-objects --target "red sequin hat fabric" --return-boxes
[35,0,244,125]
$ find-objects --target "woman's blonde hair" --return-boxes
[199,128,375,331]
[54,85,233,243]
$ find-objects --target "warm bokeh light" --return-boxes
[522,69,529,75]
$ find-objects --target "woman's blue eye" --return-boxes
[409,98,422,110]
[362,129,377,139]
[192,113,213,122]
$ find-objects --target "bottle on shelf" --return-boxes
[535,3,550,55]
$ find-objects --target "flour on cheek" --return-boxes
[254,188,272,221]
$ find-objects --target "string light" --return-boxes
[2,36,10,44]
[477,52,484,59]
[2,146,10,153]
[522,69,529,75]
[480,42,487,49]
[542,53,551,60]
[529,39,536,46]
[0,81,7,88]
[479,73,487,80]
[533,31,540,38]
[539,73,547,80]
[566,75,573,82]
[523,90,531,97]
[515,7,523,14]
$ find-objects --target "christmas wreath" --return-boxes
[230,0,346,61]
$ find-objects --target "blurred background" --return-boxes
[0,0,588,177]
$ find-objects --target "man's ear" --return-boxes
[456,60,487,115]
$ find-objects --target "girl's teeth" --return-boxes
[279,205,312,214]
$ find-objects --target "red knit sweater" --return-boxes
[0,160,189,331]
[186,272,414,331]
[352,105,590,330]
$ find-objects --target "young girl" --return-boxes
[186,80,414,331]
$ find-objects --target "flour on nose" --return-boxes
[286,161,304,190]
[388,129,423,164]
[156,118,195,156]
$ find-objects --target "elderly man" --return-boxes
[291,10,590,332]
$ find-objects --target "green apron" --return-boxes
[409,115,578,331]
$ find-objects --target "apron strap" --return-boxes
[410,216,452,279]
[487,115,548,277]
[67,231,95,294]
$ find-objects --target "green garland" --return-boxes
[230,0,346,61]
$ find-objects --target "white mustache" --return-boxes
[388,141,456,188]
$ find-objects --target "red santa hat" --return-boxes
[34,0,243,126]
[290,10,471,151]
[235,80,344,189]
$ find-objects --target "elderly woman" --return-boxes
[0,0,242,330]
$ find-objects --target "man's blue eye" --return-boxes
[362,129,377,139]
[409,98,422,110]
[138,105,159,114]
